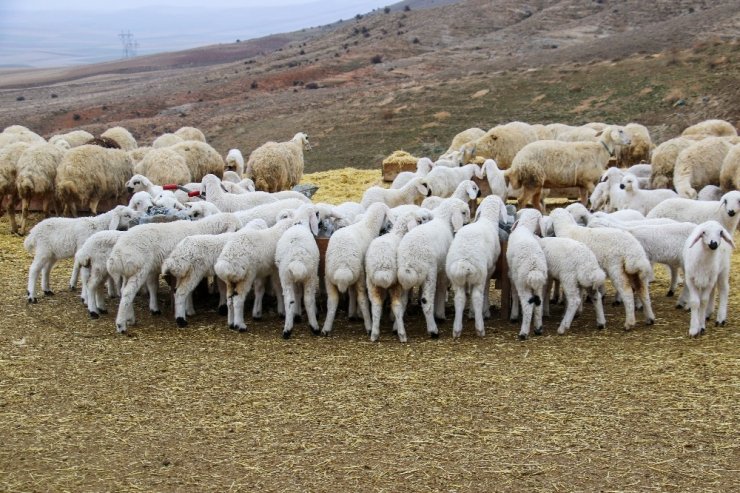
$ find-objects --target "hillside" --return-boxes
[0,0,737,172]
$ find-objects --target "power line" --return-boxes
[118,30,139,58]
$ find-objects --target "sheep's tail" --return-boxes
[446,259,475,287]
[624,253,652,278]
[579,268,606,290]
[56,179,79,205]
[162,257,189,279]
[16,175,36,197]
[214,259,246,284]
[527,271,546,292]
[23,228,37,251]
[333,267,354,293]
[398,265,424,291]
[287,261,308,281]
[503,168,517,189]
[370,270,395,290]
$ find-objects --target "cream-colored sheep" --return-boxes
[152,133,184,148]
[545,123,577,139]
[16,143,66,234]
[174,126,206,142]
[438,127,485,161]
[718,143,740,192]
[169,140,225,181]
[100,126,137,151]
[246,132,311,192]
[616,123,653,167]
[133,147,192,185]
[461,121,538,169]
[682,119,737,138]
[0,142,31,233]
[0,128,45,147]
[556,127,598,142]
[649,136,698,189]
[673,136,740,198]
[56,145,133,216]
[531,124,554,140]
[582,122,609,132]
[49,130,94,148]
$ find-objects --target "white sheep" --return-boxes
[396,198,470,340]
[681,119,737,138]
[151,190,186,211]
[126,174,162,196]
[246,132,311,192]
[446,195,507,338]
[682,221,735,337]
[565,202,644,227]
[506,209,548,339]
[360,176,426,209]
[274,205,322,339]
[618,173,677,216]
[549,208,655,330]
[390,157,435,189]
[108,213,241,333]
[16,142,66,234]
[438,127,486,161]
[169,141,225,182]
[128,191,154,213]
[417,163,484,199]
[649,136,698,189]
[222,170,241,183]
[646,190,740,233]
[49,130,94,149]
[365,208,433,342]
[73,230,126,318]
[480,159,507,202]
[697,185,724,202]
[0,127,45,147]
[420,179,479,210]
[225,149,245,176]
[201,174,276,212]
[234,198,307,227]
[615,123,653,167]
[321,202,391,336]
[184,201,222,218]
[462,121,539,169]
[24,206,138,303]
[718,143,740,192]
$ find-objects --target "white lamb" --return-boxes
[565,202,644,227]
[396,198,470,340]
[421,179,480,210]
[682,221,734,337]
[618,173,677,216]
[128,191,154,213]
[360,176,426,209]
[646,190,740,233]
[126,174,163,196]
[390,157,435,189]
[446,195,507,338]
[321,202,391,336]
[73,230,126,318]
[480,159,507,202]
[418,163,485,198]
[24,206,138,303]
[225,149,245,176]
[201,174,276,212]
[234,198,307,227]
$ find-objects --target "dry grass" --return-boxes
[1,179,739,491]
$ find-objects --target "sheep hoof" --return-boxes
[666,290,674,297]
[150,309,161,316]
[434,316,446,323]
[89,311,100,319]
[282,330,292,340]
[44,290,54,296]
[176,317,188,328]
[534,327,543,336]
[218,305,228,316]
[310,326,321,336]
[716,320,726,327]
[700,327,706,334]
[99,308,108,314]
[69,286,76,292]
[518,333,527,341]
[509,317,518,324]
[646,318,655,326]
[596,323,605,330]
[116,325,127,334]
[238,326,247,333]
[429,332,439,339]
[675,303,684,310]
[392,329,398,335]
[27,297,37,304]
[228,324,236,330]
[320,330,331,337]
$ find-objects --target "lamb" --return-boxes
[151,191,186,211]
[618,173,677,216]
[169,141,225,181]
[649,136,697,189]
[539,236,606,334]
[246,132,311,192]
[396,198,470,340]
[152,133,184,148]
[681,119,737,138]
[225,149,245,176]
[16,143,66,234]
[673,137,739,198]
[718,143,740,192]
[24,206,138,303]
[446,195,507,338]
[201,174,276,212]
[274,205,322,339]
[461,121,539,169]
[234,198,307,227]
[361,176,426,209]
[128,191,154,213]
[0,141,31,234]
[480,159,507,202]
[615,123,653,167]
[565,202,644,227]
[390,157,435,189]
[314,202,355,237]
[174,126,207,142]
[49,130,94,149]
[682,221,735,337]
[549,208,655,330]
[697,185,724,202]
[365,208,432,342]
[417,163,484,199]
[73,230,126,318]
[646,190,740,234]
[420,179,479,210]
[184,201,222,218]
[100,126,137,151]
[321,202,392,336]
[55,145,134,216]
[126,174,162,196]
[133,147,192,185]
[108,213,241,333]
[505,126,631,211]
[162,218,268,328]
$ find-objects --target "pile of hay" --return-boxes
[301,168,384,204]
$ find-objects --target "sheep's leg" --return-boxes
[217,278,228,316]
[225,282,235,327]
[517,289,534,340]
[355,277,372,334]
[452,286,466,339]
[70,201,78,218]
[609,270,636,330]
[471,284,485,337]
[41,259,56,296]
[281,281,296,339]
[434,273,447,320]
[636,275,655,325]
[186,293,195,316]
[69,260,81,291]
[26,255,46,303]
[667,264,679,297]
[390,287,408,342]
[347,287,358,320]
[516,188,534,211]
[483,275,492,318]
[715,268,730,326]
[509,281,520,323]
[232,278,251,332]
[271,274,285,317]
[20,197,30,236]
[557,285,581,335]
[544,277,552,317]
[532,188,545,213]
[86,270,105,317]
[294,283,303,320]
[174,274,198,327]
[146,272,161,315]
[41,196,51,218]
[303,277,320,336]
[79,266,89,302]
[533,285,544,335]
[252,277,265,319]
[89,197,100,216]
[705,283,717,321]
[7,196,17,234]
[687,284,705,337]
[116,271,147,333]
[321,280,340,336]
[591,287,606,330]
[368,283,386,342]
[421,274,439,338]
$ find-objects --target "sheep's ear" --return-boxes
[594,129,604,138]
[689,231,704,248]
[415,182,428,196]
[309,210,320,236]
[720,228,736,249]
[108,212,121,231]
[474,165,485,180]
[451,210,464,233]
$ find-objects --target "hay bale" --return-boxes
[381,150,419,182]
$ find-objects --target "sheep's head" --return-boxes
[128,191,154,213]
[688,221,735,251]
[295,132,311,151]
[721,191,740,218]
[109,206,138,231]
[126,174,150,194]
[416,180,432,197]
[565,202,590,226]
[620,174,638,192]
[416,157,435,174]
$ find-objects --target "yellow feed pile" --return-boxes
[301,168,385,204]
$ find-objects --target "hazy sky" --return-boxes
[2,0,386,12]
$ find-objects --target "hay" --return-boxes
[301,168,384,204]
[1,202,739,492]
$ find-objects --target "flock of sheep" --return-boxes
[5,116,739,340]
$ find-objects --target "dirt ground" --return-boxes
[1,211,739,492]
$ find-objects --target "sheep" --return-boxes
[365,208,433,342]
[626,163,652,181]
[234,198,307,227]
[320,202,391,336]
[0,127,44,147]
[446,195,507,338]
[100,126,137,151]
[133,147,192,185]
[649,136,698,189]
[549,208,655,330]
[697,185,724,202]
[565,202,644,227]
[55,145,133,217]
[480,159,507,202]
[615,123,653,167]
[0,141,31,234]
[361,176,426,209]
[184,201,221,218]
[162,218,268,328]
[531,124,554,140]
[390,157,435,189]
[151,191,186,211]
[682,119,737,138]
[169,141,225,181]
[539,236,606,334]
[246,132,311,192]
[646,190,740,234]
[49,130,94,149]
[225,149,245,176]
[505,126,631,211]
[128,146,153,164]
[556,127,598,142]
[128,191,154,213]
[152,133,184,148]
[461,121,539,169]
[274,205,322,338]
[126,174,162,196]
[396,198,470,340]
[682,221,735,337]
[417,163,484,199]
[73,230,126,318]
[174,126,206,142]
[222,170,241,183]
[718,143,740,192]
[314,202,355,237]
[673,137,739,198]
[618,173,678,216]
[16,143,66,235]
[238,178,256,192]
[24,206,138,303]
[271,190,312,203]
[421,179,480,210]
[592,167,629,212]
[108,213,241,333]
[201,174,276,212]
[86,136,122,149]
[438,127,486,161]
[214,209,310,332]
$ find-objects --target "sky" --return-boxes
[0,0,391,68]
